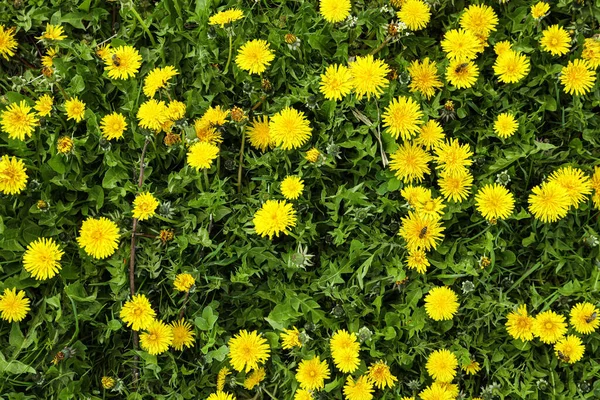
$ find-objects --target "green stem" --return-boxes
[130,6,157,46]
[203,168,210,190]
[237,128,246,194]
[224,34,233,73]
[55,81,69,100]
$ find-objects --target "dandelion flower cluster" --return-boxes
[330,330,360,373]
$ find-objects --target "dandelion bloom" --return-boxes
[120,294,156,331]
[137,99,169,131]
[528,181,570,222]
[494,40,512,56]
[406,248,430,273]
[280,327,302,349]
[38,24,67,41]
[554,335,584,364]
[77,217,120,259]
[22,238,63,280]
[424,286,458,321]
[0,288,30,322]
[426,349,458,382]
[195,124,223,146]
[0,156,28,195]
[34,94,53,117]
[140,320,173,355]
[167,100,186,121]
[438,169,473,202]
[1,101,39,140]
[475,183,515,220]
[389,142,432,183]
[419,383,454,400]
[207,393,236,400]
[294,390,313,400]
[540,25,570,56]
[280,176,304,200]
[228,330,270,372]
[415,196,445,218]
[441,29,480,61]
[296,356,330,390]
[397,0,431,31]
[131,192,159,221]
[570,302,599,334]
[344,375,374,400]
[57,136,74,154]
[187,142,220,170]
[382,96,423,141]
[401,185,431,206]
[236,39,275,75]
[170,319,195,350]
[216,367,231,391]
[531,2,550,19]
[582,38,600,69]
[533,310,567,344]
[460,4,498,36]
[100,112,127,140]
[319,0,351,23]
[64,97,86,122]
[209,8,244,27]
[434,139,473,176]
[174,273,195,292]
[143,66,178,97]
[269,107,312,150]
[494,50,530,84]
[560,59,596,95]
[305,148,321,163]
[506,304,535,341]
[415,121,444,150]
[320,64,353,101]
[548,166,591,208]
[330,330,360,373]
[246,116,272,151]
[400,211,445,251]
[407,58,443,99]
[101,376,116,389]
[0,25,18,60]
[104,45,142,79]
[446,59,479,89]
[494,112,518,138]
[367,361,397,389]
[462,360,481,375]
[349,55,390,100]
[253,200,297,238]
[244,367,266,390]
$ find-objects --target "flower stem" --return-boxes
[224,34,233,73]
[203,168,210,190]
[237,128,246,194]
[129,6,157,46]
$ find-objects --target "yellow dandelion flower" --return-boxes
[441,29,480,61]
[140,320,173,355]
[187,142,220,170]
[38,24,67,41]
[416,196,445,218]
[540,25,570,56]
[100,112,127,140]
[415,120,445,150]
[137,99,169,131]
[382,96,423,141]
[1,101,39,140]
[582,38,600,69]
[344,375,373,400]
[419,383,454,400]
[320,0,351,23]
[320,64,353,101]
[244,367,266,390]
[424,286,459,321]
[269,107,312,150]
[34,94,53,117]
[101,376,116,389]
[533,310,567,344]
[0,156,28,195]
[280,176,304,200]
[494,112,518,138]
[296,356,330,391]
[554,335,584,364]
[294,389,313,400]
[460,4,498,36]
[228,330,270,372]
[246,116,272,151]
[132,192,159,221]
[77,217,120,259]
[407,58,443,99]
[560,59,596,96]
[22,237,63,280]
[438,168,473,202]
[462,360,481,375]
[207,393,236,400]
[401,185,432,206]
[174,273,195,292]
[389,142,432,183]
[330,330,360,373]
[96,44,112,60]
[570,302,599,334]
[209,8,244,27]
[494,40,512,56]
[397,0,431,31]
[446,59,479,89]
[120,294,156,331]
[216,367,231,391]
[494,49,530,83]
[548,166,591,208]
[528,181,570,223]
[0,288,30,322]
[305,148,321,163]
[531,2,550,19]
[0,25,18,60]
[236,39,275,75]
[406,248,430,273]
[143,66,178,98]
[281,326,302,349]
[57,136,74,154]
[426,349,458,382]
[253,200,297,239]
[104,45,142,80]
[399,211,445,251]
[64,97,86,123]
[434,139,473,176]
[367,360,397,389]
[166,100,186,121]
[475,183,515,220]
[349,55,390,100]
[171,319,195,350]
